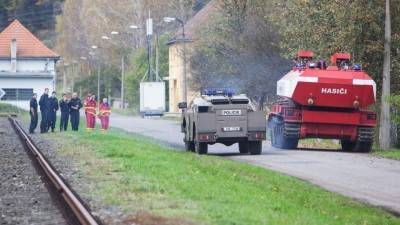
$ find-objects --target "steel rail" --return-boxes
[8,116,99,225]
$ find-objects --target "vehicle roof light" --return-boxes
[202,88,235,97]
[353,64,362,71]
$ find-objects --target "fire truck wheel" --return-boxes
[238,141,249,154]
[270,117,282,148]
[195,141,208,155]
[355,142,373,153]
[282,138,299,149]
[270,117,298,149]
[341,140,373,153]
[249,141,262,155]
[185,141,195,152]
[341,140,356,152]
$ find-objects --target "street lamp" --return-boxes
[129,25,139,29]
[102,35,111,40]
[58,60,68,92]
[89,46,101,101]
[163,17,185,38]
[163,17,176,23]
[101,33,127,109]
[163,16,187,104]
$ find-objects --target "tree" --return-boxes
[379,0,392,149]
[189,0,288,108]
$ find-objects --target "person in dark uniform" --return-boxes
[39,88,50,133]
[59,94,70,131]
[29,93,38,134]
[47,91,59,132]
[68,92,82,131]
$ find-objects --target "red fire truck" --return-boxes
[268,51,377,152]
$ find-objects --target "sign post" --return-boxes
[0,88,5,100]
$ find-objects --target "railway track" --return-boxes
[6,115,100,225]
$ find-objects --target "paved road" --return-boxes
[110,114,400,214]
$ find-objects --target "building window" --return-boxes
[2,88,33,101]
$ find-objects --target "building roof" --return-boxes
[184,0,219,39]
[0,20,59,58]
[168,0,219,45]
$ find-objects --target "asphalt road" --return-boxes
[110,114,400,214]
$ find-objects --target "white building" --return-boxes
[0,20,59,109]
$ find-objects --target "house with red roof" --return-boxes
[0,20,59,109]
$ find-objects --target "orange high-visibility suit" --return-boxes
[84,97,97,130]
[98,102,111,131]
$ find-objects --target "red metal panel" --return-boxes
[331,52,351,64]
[302,110,360,125]
[298,50,314,58]
[292,82,375,108]
[300,123,357,140]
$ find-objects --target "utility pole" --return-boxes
[155,32,159,80]
[71,61,77,92]
[379,0,391,149]
[179,0,187,103]
[182,25,187,103]
[62,63,66,92]
[163,17,187,104]
[146,12,153,82]
[121,56,125,109]
[97,62,101,102]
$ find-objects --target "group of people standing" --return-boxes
[83,92,112,131]
[29,88,111,134]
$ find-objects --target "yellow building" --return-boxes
[167,40,194,113]
[167,1,219,113]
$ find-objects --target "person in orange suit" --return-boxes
[98,98,111,131]
[83,93,97,130]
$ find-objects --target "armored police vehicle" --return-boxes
[179,88,266,155]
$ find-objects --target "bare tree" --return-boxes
[379,0,392,149]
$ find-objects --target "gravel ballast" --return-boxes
[25,121,126,224]
[0,117,67,225]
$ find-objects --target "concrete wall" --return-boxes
[168,42,197,113]
[0,77,54,110]
[0,57,57,110]
[0,59,56,73]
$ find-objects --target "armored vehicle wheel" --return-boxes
[238,141,249,154]
[249,141,262,155]
[270,117,299,149]
[195,141,208,155]
[185,141,195,152]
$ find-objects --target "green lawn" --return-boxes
[0,103,25,114]
[373,148,400,160]
[48,124,400,225]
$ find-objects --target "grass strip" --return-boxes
[49,123,400,225]
[0,103,26,114]
[373,148,400,160]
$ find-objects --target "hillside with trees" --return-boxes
[0,0,63,46]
